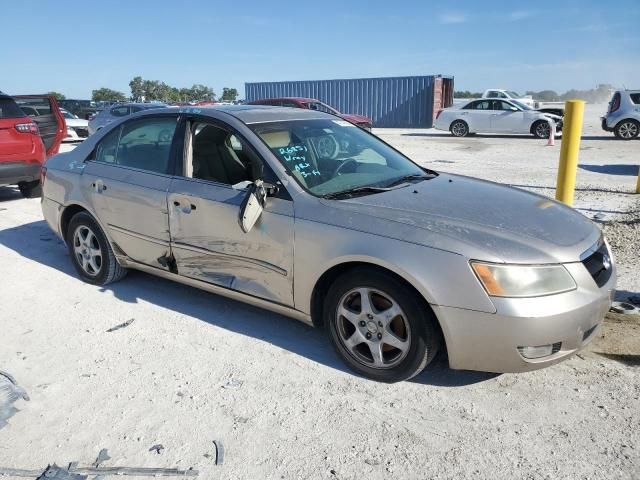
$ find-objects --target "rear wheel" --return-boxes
[66,212,127,285]
[532,120,551,139]
[614,120,639,140]
[325,268,441,383]
[450,120,469,137]
[18,180,42,198]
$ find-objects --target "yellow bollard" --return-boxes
[555,100,585,206]
[636,166,640,194]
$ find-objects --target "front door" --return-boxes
[82,114,179,269]
[490,100,526,133]
[168,118,294,306]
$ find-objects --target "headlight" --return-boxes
[470,262,576,297]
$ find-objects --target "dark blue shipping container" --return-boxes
[245,75,454,128]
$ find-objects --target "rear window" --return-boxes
[14,98,52,116]
[0,97,27,119]
[630,93,640,104]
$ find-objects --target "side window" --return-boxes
[131,106,143,113]
[93,117,177,174]
[486,91,498,98]
[94,127,121,164]
[281,101,298,108]
[187,122,255,186]
[630,93,640,105]
[110,106,130,117]
[463,101,476,110]
[500,101,516,111]
[475,101,491,110]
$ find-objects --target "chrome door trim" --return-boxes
[119,257,312,326]
[172,241,288,276]
[108,224,170,247]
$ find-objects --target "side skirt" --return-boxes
[116,256,313,327]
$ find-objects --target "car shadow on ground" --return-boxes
[0,187,22,203]
[0,219,495,387]
[579,164,640,176]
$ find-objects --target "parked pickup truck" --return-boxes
[482,89,564,117]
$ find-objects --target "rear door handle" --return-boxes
[91,180,107,193]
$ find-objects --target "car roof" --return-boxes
[255,97,318,103]
[134,104,332,124]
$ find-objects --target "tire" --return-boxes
[66,211,127,285]
[18,181,42,198]
[324,268,441,383]
[450,120,469,137]
[614,119,639,140]
[532,120,551,139]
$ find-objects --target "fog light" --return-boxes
[518,343,561,359]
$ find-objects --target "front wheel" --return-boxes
[450,120,469,137]
[532,120,551,139]
[325,268,441,383]
[614,120,639,140]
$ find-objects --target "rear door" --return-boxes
[81,113,179,269]
[461,100,493,131]
[13,95,66,157]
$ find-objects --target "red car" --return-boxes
[0,93,65,197]
[248,97,373,130]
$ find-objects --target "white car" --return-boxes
[61,109,89,142]
[435,99,563,138]
[482,89,535,108]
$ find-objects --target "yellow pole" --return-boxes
[555,99,585,206]
[636,166,640,194]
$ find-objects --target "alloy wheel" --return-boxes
[618,121,638,139]
[73,225,102,276]
[536,122,551,138]
[451,122,467,137]
[335,287,411,369]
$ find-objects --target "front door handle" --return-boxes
[173,200,196,214]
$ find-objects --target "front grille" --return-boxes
[581,241,613,288]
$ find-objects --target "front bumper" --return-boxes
[434,260,615,373]
[0,161,41,186]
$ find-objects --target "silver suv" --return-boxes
[601,90,640,139]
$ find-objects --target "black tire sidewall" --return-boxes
[66,212,113,285]
[324,269,440,383]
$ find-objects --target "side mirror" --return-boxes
[239,180,267,233]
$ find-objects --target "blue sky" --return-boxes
[2,0,638,99]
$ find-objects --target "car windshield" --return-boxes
[62,111,78,119]
[0,98,26,118]
[250,118,431,197]
[510,100,532,110]
[507,91,521,97]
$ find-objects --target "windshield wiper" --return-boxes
[384,173,436,188]
[321,185,395,200]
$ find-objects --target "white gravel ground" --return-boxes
[0,104,638,479]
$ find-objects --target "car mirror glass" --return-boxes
[239,180,266,233]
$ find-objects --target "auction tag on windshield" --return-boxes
[332,120,355,127]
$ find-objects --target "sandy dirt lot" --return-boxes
[0,104,638,479]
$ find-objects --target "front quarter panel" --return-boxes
[293,217,497,317]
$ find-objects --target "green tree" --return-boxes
[92,88,127,102]
[220,87,238,102]
[47,91,66,100]
[129,76,145,101]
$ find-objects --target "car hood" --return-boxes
[319,173,599,264]
[339,113,372,125]
[540,112,562,121]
